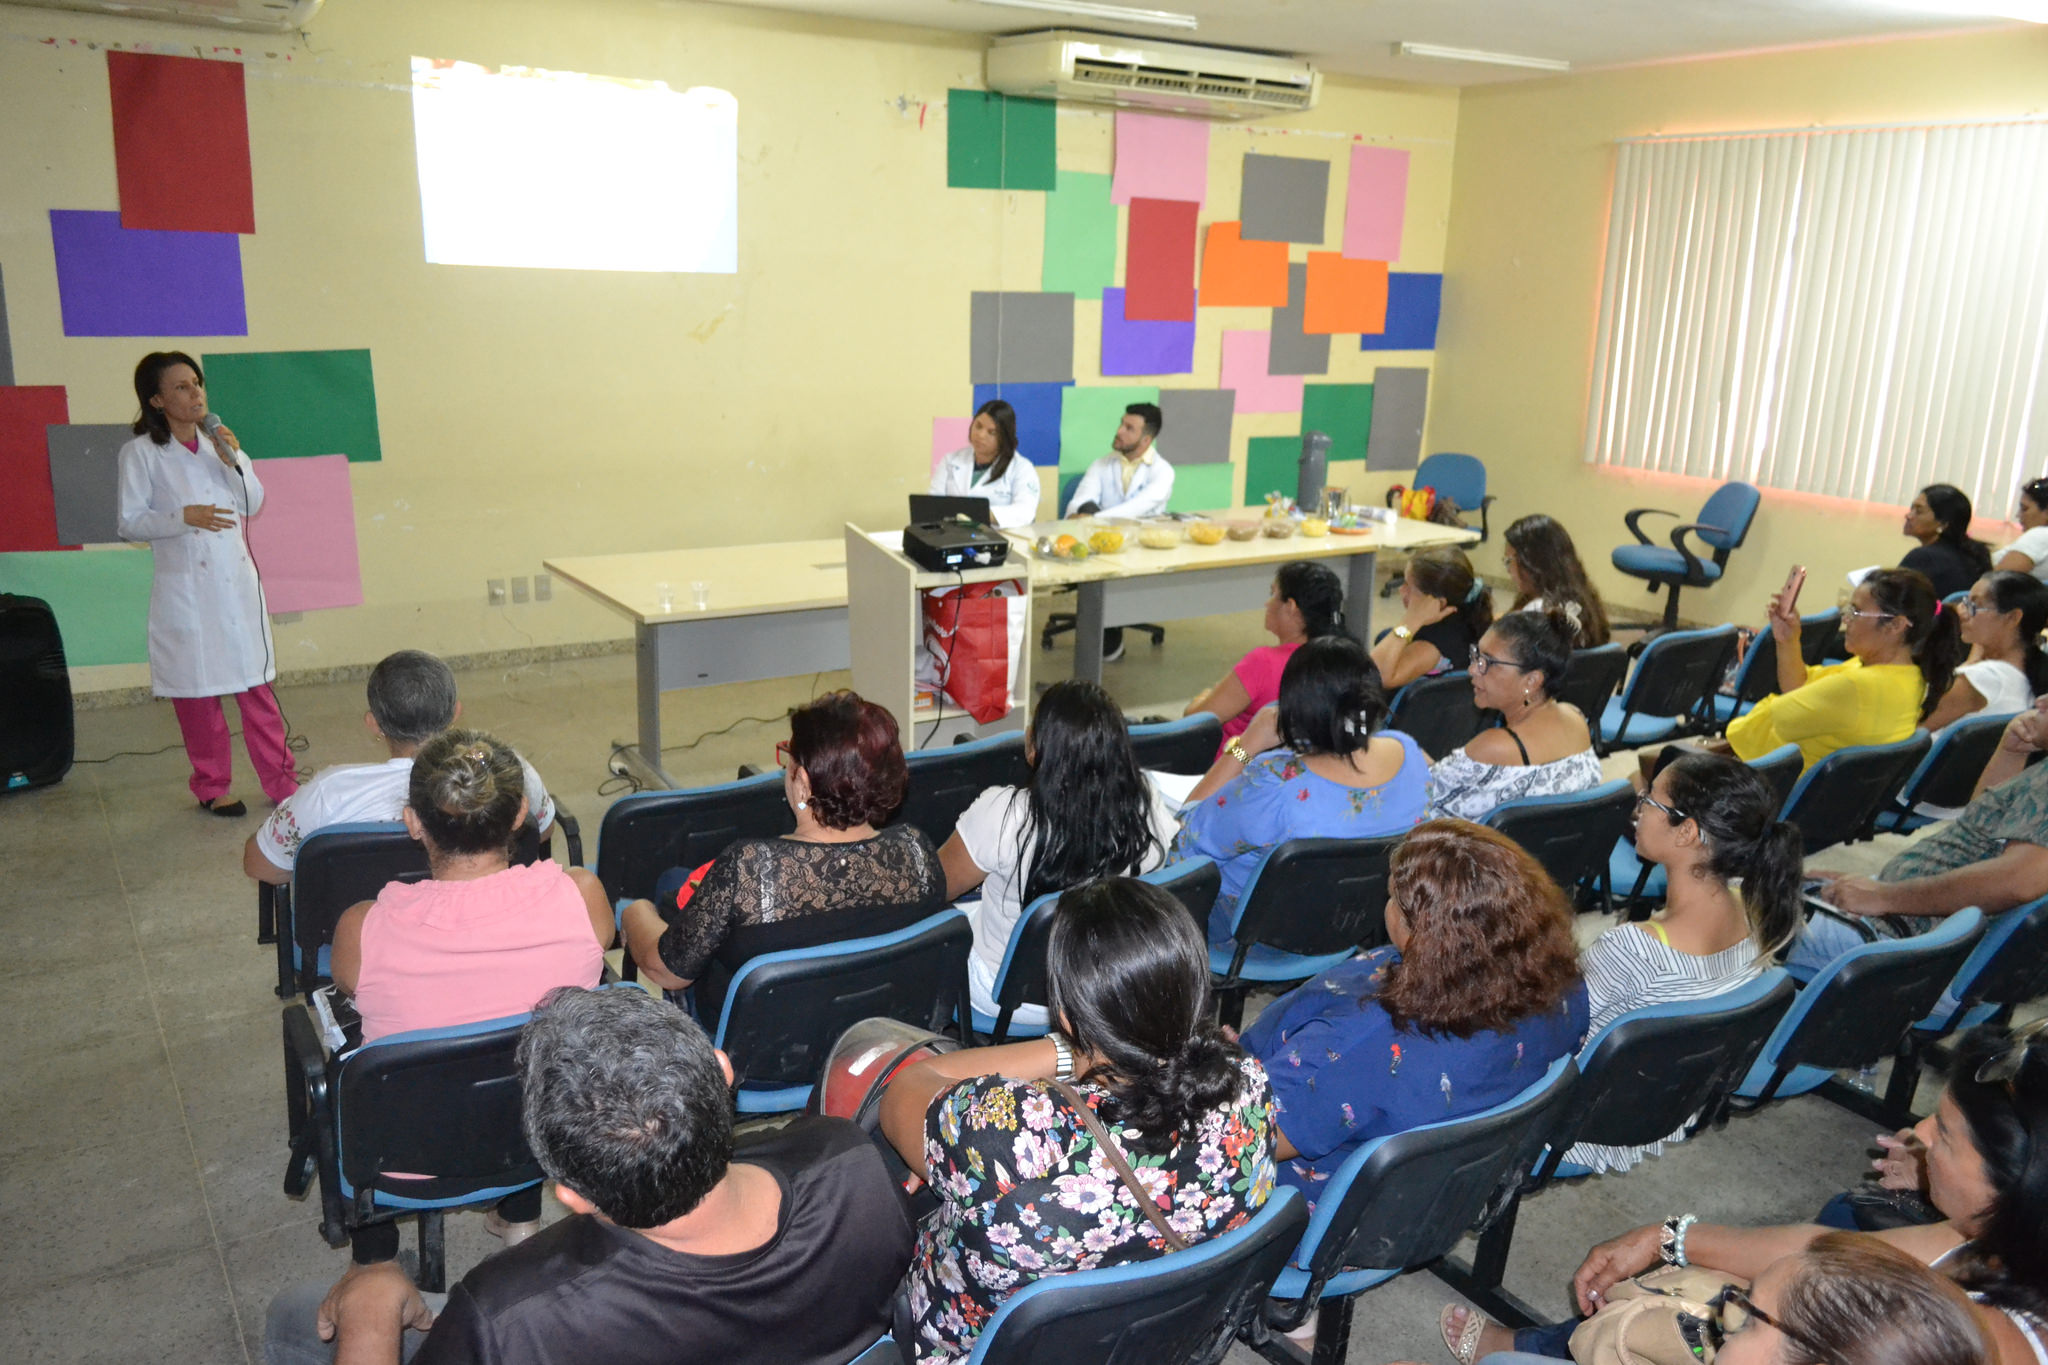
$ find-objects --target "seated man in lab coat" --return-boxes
[1063,403,1174,662]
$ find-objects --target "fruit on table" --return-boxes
[1054,534,1080,552]
[1299,517,1330,537]
[1139,528,1181,550]
[1089,529,1126,554]
[1187,521,1226,545]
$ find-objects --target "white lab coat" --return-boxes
[116,430,276,698]
[1064,449,1175,519]
[929,448,1044,528]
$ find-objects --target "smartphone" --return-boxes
[1782,564,1807,607]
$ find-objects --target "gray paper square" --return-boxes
[1366,367,1430,473]
[970,292,1075,385]
[1269,263,1331,376]
[0,265,13,387]
[48,424,132,546]
[1240,153,1330,244]
[1157,390,1236,465]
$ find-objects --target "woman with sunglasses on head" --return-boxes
[1425,610,1601,823]
[1452,1022,2048,1364]
[1902,484,1995,601]
[1993,479,2048,585]
[1503,514,1611,647]
[619,691,946,1022]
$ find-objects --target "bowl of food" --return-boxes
[1138,527,1181,550]
[1224,521,1261,542]
[1088,529,1126,555]
[1261,519,1297,539]
[1187,520,1226,546]
[1299,517,1330,538]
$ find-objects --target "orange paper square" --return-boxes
[1198,221,1289,307]
[1303,252,1389,335]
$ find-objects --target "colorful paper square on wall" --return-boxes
[1157,390,1235,465]
[1124,198,1198,322]
[1240,153,1330,244]
[246,455,364,612]
[1041,172,1117,300]
[1111,111,1207,206]
[0,386,71,553]
[1304,253,1389,335]
[1198,222,1289,308]
[1244,436,1302,506]
[200,349,383,463]
[47,424,133,547]
[973,382,1067,468]
[50,210,246,338]
[969,293,1075,386]
[1343,145,1407,263]
[1168,461,1235,514]
[931,417,972,476]
[108,52,255,234]
[1360,273,1444,351]
[0,548,154,666]
[1301,383,1375,464]
[1219,332,1304,414]
[1269,262,1330,376]
[1100,287,1195,376]
[947,90,1056,191]
[1058,385,1157,477]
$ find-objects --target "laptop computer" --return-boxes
[909,494,992,525]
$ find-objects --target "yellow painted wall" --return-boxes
[0,0,1455,692]
[1431,27,2048,628]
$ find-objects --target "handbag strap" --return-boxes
[1048,1080,1189,1252]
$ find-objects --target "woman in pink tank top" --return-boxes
[332,727,613,1250]
[1184,561,1347,754]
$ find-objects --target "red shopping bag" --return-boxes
[921,580,1025,725]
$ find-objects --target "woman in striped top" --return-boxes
[1568,752,1804,1173]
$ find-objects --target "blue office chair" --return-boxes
[1252,1057,1578,1362]
[964,1188,1308,1365]
[1211,836,1400,1029]
[1875,711,2017,833]
[1597,625,1740,754]
[1612,481,1760,633]
[1129,713,1225,776]
[1379,453,1494,597]
[712,909,973,1114]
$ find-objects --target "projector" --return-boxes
[903,519,1010,573]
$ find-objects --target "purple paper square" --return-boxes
[1100,286,1195,376]
[50,210,247,338]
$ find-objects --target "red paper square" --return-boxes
[1124,198,1198,322]
[109,52,255,235]
[0,387,73,553]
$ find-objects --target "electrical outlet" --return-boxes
[487,579,506,606]
[511,576,530,604]
[534,573,552,602]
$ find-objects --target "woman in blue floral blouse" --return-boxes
[880,877,1276,1364]
[1172,635,1430,945]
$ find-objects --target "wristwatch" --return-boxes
[1223,738,1252,766]
[1391,625,1415,642]
[1048,1031,1077,1081]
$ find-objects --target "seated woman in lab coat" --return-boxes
[929,399,1042,529]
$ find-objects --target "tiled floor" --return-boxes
[0,608,1927,1364]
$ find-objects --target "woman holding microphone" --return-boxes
[928,398,1041,528]
[117,351,297,816]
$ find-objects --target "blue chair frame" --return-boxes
[1484,779,1637,910]
[1129,713,1226,776]
[1875,711,2017,834]
[1596,625,1740,755]
[1210,836,1400,1030]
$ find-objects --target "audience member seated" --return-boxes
[1469,1233,1994,1365]
[1173,637,1429,945]
[621,691,947,1021]
[939,679,1175,1027]
[244,650,554,886]
[1184,560,1346,752]
[1451,1022,2047,1365]
[1802,700,2048,982]
[1922,571,2048,736]
[1240,819,1587,1208]
[1370,545,1494,690]
[1903,484,1996,600]
[1503,513,1611,647]
[1426,611,1601,822]
[265,985,916,1365]
[329,728,612,1253]
[1722,567,1960,771]
[1992,477,2048,584]
[879,877,1275,1365]
[1565,754,1801,1173]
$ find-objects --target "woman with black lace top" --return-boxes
[620,691,946,1021]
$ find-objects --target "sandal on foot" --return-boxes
[1441,1303,1498,1365]
[199,796,248,817]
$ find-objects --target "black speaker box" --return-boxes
[0,594,76,791]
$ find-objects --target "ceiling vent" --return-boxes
[986,29,1319,121]
[4,0,322,33]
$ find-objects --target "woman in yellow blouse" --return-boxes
[1726,567,1962,770]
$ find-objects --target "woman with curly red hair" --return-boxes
[621,691,946,1021]
[1239,819,1587,1205]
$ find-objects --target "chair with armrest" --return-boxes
[1875,711,2017,834]
[1386,672,1488,762]
[1433,974,1796,1327]
[1484,779,1637,911]
[1130,713,1225,776]
[1595,625,1740,755]
[712,908,974,1115]
[1610,481,1760,634]
[1210,837,1399,1031]
[895,731,1032,846]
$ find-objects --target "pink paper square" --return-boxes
[245,454,363,612]
[1111,111,1208,206]
[1220,331,1304,414]
[931,417,972,475]
[1343,144,1409,262]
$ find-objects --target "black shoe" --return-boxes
[200,796,248,817]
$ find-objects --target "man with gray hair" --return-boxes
[264,986,914,1365]
[243,649,555,885]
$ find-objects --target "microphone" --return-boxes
[201,412,227,443]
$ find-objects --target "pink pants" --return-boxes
[170,684,299,804]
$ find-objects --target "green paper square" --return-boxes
[1168,462,1236,514]
[948,89,1057,191]
[1301,383,1375,464]
[1042,172,1116,300]
[1244,436,1302,505]
[1058,385,1157,478]
[201,348,383,463]
[0,547,154,666]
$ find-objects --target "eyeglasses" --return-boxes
[1839,608,1898,623]
[1469,649,1528,675]
[1635,791,1687,823]
[774,740,793,770]
[1713,1286,1837,1364]
[1975,1016,2048,1086]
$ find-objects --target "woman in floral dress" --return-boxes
[880,877,1276,1364]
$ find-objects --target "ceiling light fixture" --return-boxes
[1395,42,1572,73]
[971,0,1200,33]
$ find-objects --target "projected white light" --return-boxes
[411,57,738,273]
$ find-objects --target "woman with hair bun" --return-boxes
[1504,514,1610,647]
[1426,610,1601,823]
[621,690,946,1022]
[1902,484,1995,600]
[331,726,613,1251]
[881,876,1274,1364]
[1186,560,1347,755]
[1371,545,1494,690]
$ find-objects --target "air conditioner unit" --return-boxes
[4,0,322,33]
[986,30,1319,121]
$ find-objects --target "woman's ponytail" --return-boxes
[1663,753,1804,956]
[1741,820,1807,957]
[1865,568,1962,720]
